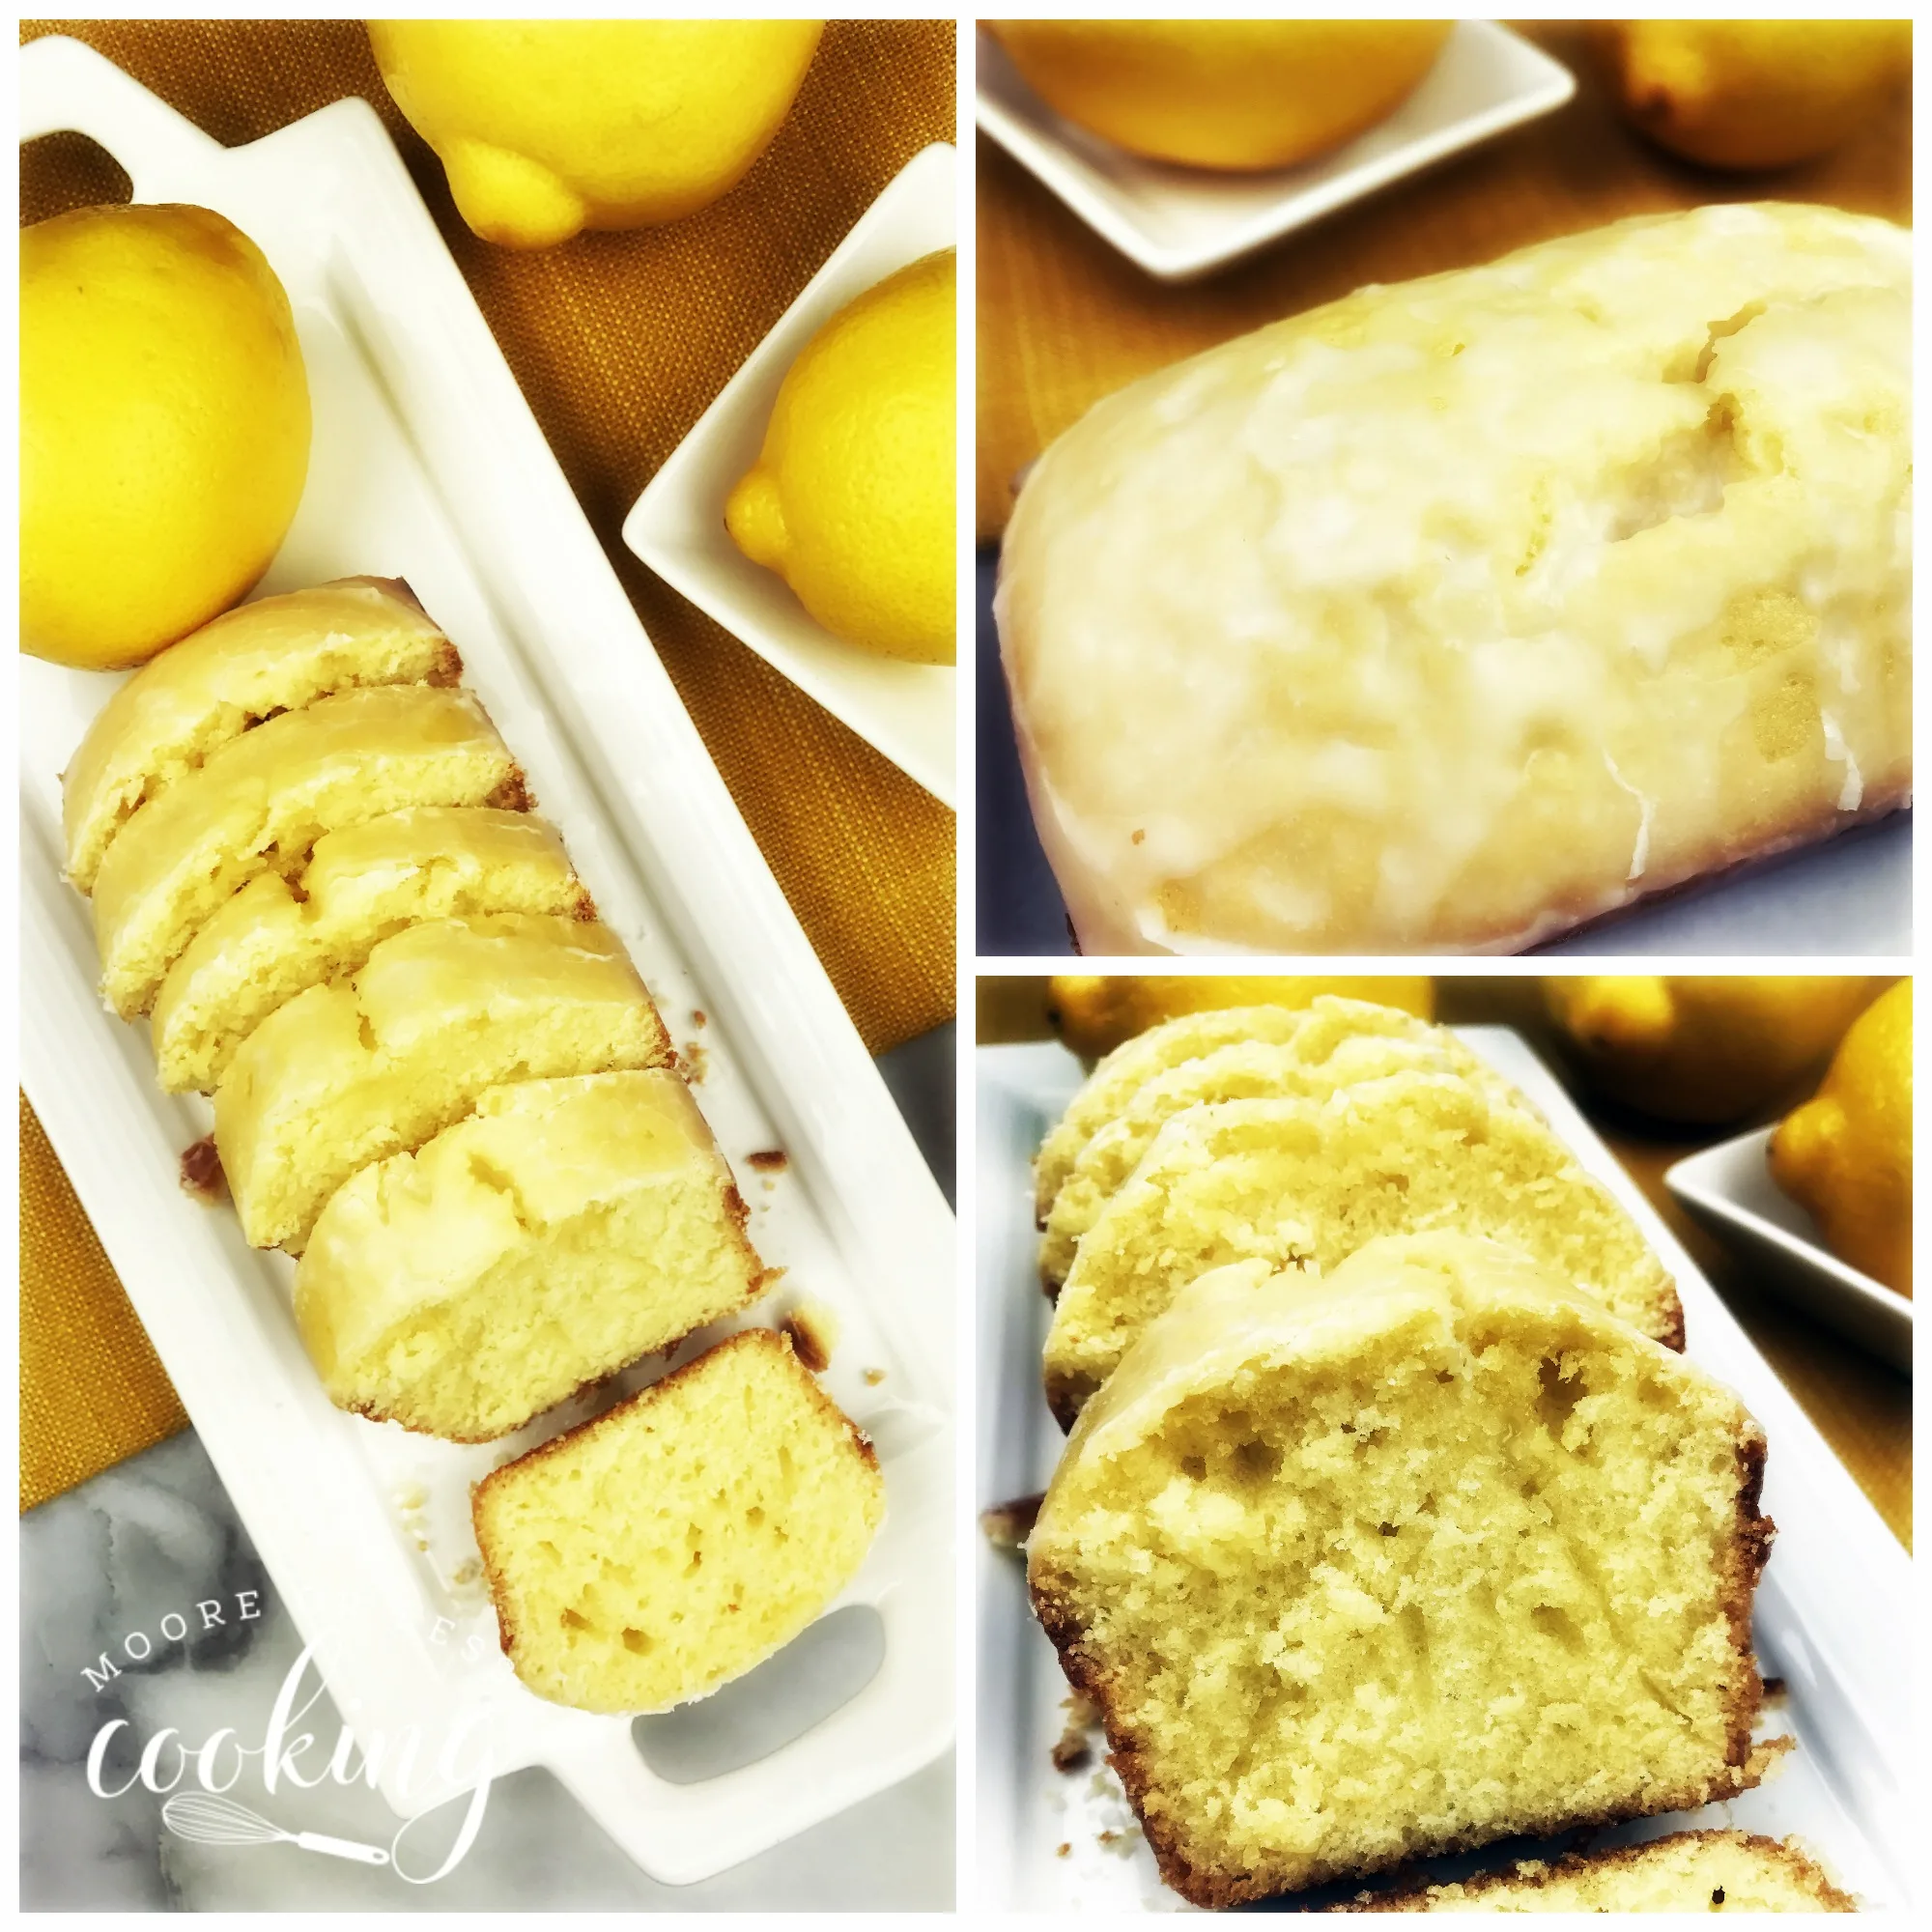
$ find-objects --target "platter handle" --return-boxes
[20,35,225,198]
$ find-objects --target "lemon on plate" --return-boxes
[1604,20,1911,172]
[1771,980,1912,1297]
[725,248,955,666]
[1543,977,1887,1125]
[368,19,824,249]
[21,202,311,670]
[986,19,1452,172]
[1046,975,1435,1060]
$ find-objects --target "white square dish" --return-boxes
[623,141,956,807]
[974,20,1577,282]
[1667,1128,1912,1375]
[976,1030,1913,1912]
[20,35,953,1889]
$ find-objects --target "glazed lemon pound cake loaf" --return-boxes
[473,1329,884,1713]
[1337,1830,1856,1913]
[91,683,524,1017]
[1028,1234,1782,1908]
[61,577,457,895]
[999,204,1911,953]
[214,912,671,1251]
[1039,1009,1529,1287]
[297,1072,768,1440]
[152,806,588,1093]
[1043,1071,1682,1425]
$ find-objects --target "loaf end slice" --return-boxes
[473,1329,883,1713]
[62,576,456,895]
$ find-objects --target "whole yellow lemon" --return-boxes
[21,203,310,670]
[1544,976,1889,1125]
[1605,20,1912,172]
[987,19,1452,172]
[1771,980,1911,1296]
[726,249,955,665]
[1046,976,1435,1059]
[367,20,824,248]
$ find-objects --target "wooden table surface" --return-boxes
[977,976,1911,1548]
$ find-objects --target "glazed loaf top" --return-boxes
[998,204,1911,954]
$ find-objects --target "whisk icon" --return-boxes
[161,1792,390,1865]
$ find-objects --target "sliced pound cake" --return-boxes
[296,1071,769,1440]
[1035,999,1511,1226]
[1044,1071,1682,1424]
[1336,1830,1856,1913]
[1038,1011,1529,1288]
[1028,1233,1782,1909]
[473,1329,883,1713]
[1035,1005,1321,1219]
[153,806,588,1093]
[91,684,523,1017]
[61,577,456,895]
[214,913,670,1251]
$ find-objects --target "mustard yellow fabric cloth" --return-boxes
[977,22,1912,540]
[20,1097,189,1512]
[20,16,955,1507]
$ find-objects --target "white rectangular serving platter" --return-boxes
[625,142,956,808]
[975,20,1576,282]
[1668,1128,1913,1376]
[975,1032,1913,1913]
[19,36,953,1889]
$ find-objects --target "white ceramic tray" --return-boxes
[975,21,1576,282]
[1668,1127,1913,1377]
[625,142,956,807]
[975,1031,1913,1912]
[19,36,953,1889]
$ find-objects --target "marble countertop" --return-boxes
[20,1026,956,1912]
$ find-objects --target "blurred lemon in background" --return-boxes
[368,20,823,248]
[1543,977,1888,1125]
[987,20,1452,172]
[726,248,955,665]
[21,202,310,670]
[1047,975,1435,1059]
[1604,20,1911,171]
[1771,980,1912,1296]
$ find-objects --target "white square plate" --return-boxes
[975,1031,1913,1911]
[1667,1127,1912,1375]
[975,21,1576,282]
[20,36,953,1889]
[623,142,956,807]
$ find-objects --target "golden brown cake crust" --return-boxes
[472,1328,877,1664]
[1029,1406,1784,1910]
[1326,1830,1858,1912]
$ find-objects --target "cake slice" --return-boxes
[62,577,456,894]
[1044,1071,1683,1424]
[1038,1013,1529,1287]
[91,684,523,1017]
[473,1329,884,1713]
[1034,999,1517,1224]
[296,1072,769,1440]
[1334,1830,1855,1913]
[1035,1005,1322,1218]
[213,913,670,1251]
[1028,1233,1782,1908]
[152,806,589,1093]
